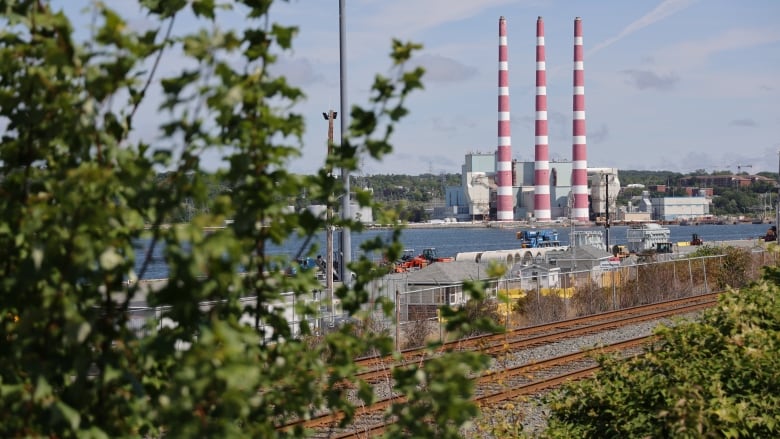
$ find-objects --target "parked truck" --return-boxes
[516,229,561,248]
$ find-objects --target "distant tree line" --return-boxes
[157,171,462,224]
[618,169,778,217]
[168,169,776,223]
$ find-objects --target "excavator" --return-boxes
[393,249,428,272]
[393,248,453,272]
[421,248,454,263]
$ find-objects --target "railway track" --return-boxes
[278,293,715,437]
[325,336,655,438]
[353,293,716,383]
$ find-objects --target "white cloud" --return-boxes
[729,119,757,127]
[412,54,478,83]
[622,69,679,91]
[588,0,698,57]
[361,0,518,36]
[657,27,780,71]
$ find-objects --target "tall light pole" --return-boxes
[339,0,351,285]
[323,110,337,316]
[604,172,610,249]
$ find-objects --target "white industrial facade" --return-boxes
[445,153,579,222]
[649,197,710,221]
[442,152,710,223]
[458,153,499,220]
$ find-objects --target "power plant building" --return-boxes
[444,155,607,222]
[440,16,623,223]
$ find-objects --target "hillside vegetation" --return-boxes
[168,170,777,223]
[362,170,778,220]
[538,265,780,438]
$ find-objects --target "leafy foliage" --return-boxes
[688,245,754,290]
[540,268,780,438]
[0,2,493,437]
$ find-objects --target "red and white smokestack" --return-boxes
[534,16,552,221]
[571,17,589,221]
[496,16,513,221]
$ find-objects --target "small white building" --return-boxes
[649,196,710,221]
[510,264,562,291]
[626,223,672,253]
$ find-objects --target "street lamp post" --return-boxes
[602,172,610,249]
[776,151,780,228]
[323,110,337,317]
[339,0,351,285]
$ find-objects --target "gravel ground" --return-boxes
[337,311,702,437]
[463,311,703,438]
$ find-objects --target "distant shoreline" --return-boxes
[369,218,774,231]
[158,218,774,233]
[367,221,580,230]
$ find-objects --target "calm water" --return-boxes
[135,222,773,279]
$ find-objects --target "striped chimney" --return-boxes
[571,17,589,221]
[534,16,552,221]
[496,16,513,221]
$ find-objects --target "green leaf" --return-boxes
[33,376,52,402]
[54,401,81,429]
[191,0,216,18]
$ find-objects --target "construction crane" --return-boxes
[736,164,753,174]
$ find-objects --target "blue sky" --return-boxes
[52,1,780,176]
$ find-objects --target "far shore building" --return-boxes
[439,152,617,223]
[438,152,718,223]
[439,152,578,222]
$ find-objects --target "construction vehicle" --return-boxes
[421,247,454,263]
[636,242,674,263]
[516,229,561,248]
[764,226,777,242]
[393,248,454,273]
[612,244,630,259]
[690,233,703,246]
[394,249,428,272]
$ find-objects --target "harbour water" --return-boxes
[135,222,774,279]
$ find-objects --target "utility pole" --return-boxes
[604,173,610,249]
[569,192,576,270]
[339,0,351,285]
[323,110,337,318]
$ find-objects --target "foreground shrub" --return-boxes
[541,267,780,438]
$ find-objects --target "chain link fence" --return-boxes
[390,247,777,348]
[124,247,777,349]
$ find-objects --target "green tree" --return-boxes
[0,1,492,437]
[540,268,780,438]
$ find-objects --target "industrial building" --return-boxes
[435,16,713,224]
[445,16,595,223]
[439,153,714,224]
[441,153,619,223]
